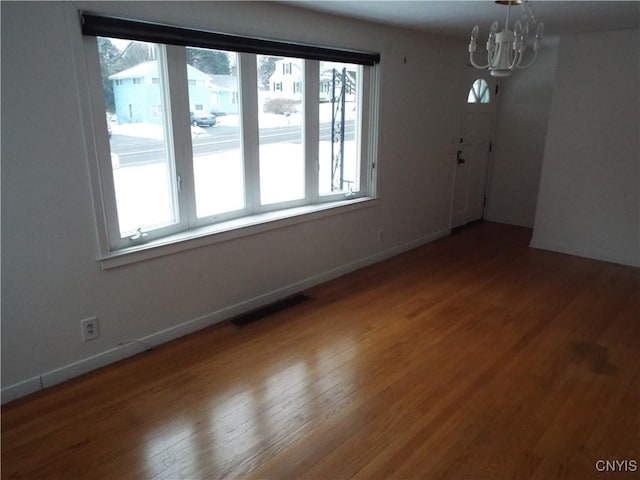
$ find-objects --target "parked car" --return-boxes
[190,111,216,127]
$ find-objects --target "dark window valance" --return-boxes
[80,12,381,66]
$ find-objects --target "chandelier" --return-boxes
[469,0,544,77]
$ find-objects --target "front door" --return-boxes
[451,75,497,228]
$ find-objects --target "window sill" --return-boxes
[98,196,379,270]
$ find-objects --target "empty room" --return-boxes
[1,1,638,478]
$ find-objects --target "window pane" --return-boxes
[467,79,490,104]
[97,37,177,237]
[186,47,244,218]
[319,62,361,196]
[257,55,305,205]
[467,87,477,103]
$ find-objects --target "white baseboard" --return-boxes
[1,228,450,405]
[529,239,640,268]
[1,377,43,403]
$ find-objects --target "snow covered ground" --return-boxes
[110,102,359,235]
[110,102,357,138]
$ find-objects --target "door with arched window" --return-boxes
[451,73,498,228]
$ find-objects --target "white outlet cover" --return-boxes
[81,316,100,341]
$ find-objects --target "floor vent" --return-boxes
[229,293,311,328]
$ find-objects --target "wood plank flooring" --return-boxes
[2,222,639,479]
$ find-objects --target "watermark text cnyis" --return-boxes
[595,459,637,472]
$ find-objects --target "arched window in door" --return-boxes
[467,79,490,104]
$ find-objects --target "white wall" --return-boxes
[531,28,640,267]
[1,1,466,401]
[486,43,559,227]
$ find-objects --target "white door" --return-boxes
[451,75,497,228]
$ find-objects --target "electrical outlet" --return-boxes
[81,317,100,342]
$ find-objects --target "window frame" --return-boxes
[80,12,380,261]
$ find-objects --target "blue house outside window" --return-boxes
[109,61,239,123]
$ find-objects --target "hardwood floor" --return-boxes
[2,222,639,479]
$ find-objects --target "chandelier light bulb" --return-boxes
[514,20,523,38]
[471,24,480,40]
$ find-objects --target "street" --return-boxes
[110,120,356,167]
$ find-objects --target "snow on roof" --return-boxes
[209,75,238,91]
[109,61,212,81]
[109,61,157,80]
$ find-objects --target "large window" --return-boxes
[82,13,379,255]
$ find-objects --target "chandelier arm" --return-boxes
[508,48,523,70]
[516,49,538,69]
[469,52,490,70]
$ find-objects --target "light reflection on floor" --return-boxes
[144,419,196,479]
[211,390,260,470]
[143,334,358,476]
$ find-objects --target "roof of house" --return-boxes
[209,75,238,92]
[109,61,211,82]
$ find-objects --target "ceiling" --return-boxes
[284,1,640,40]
